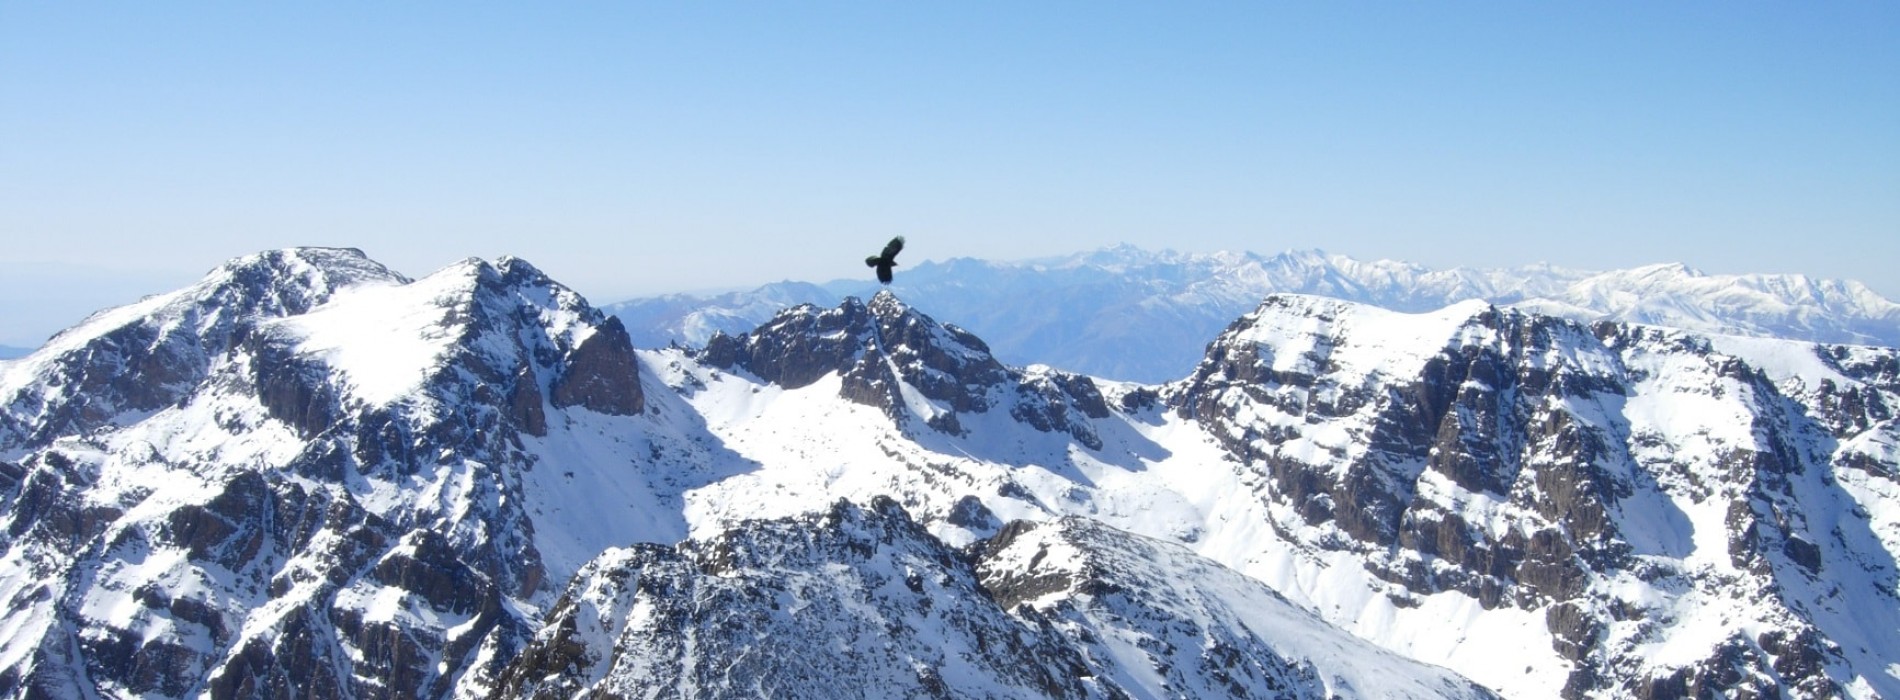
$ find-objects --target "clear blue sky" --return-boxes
[2,2,1896,346]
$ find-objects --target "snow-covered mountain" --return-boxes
[605,246,1900,383]
[3,247,1897,699]
[0,249,725,698]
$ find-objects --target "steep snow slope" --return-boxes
[976,516,1498,699]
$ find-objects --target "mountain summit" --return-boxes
[0,248,702,698]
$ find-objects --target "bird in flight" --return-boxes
[865,236,905,284]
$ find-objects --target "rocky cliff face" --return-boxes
[699,291,1110,448]
[1165,294,1900,698]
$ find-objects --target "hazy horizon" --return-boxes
[3,4,1895,346]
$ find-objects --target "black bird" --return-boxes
[865,236,905,284]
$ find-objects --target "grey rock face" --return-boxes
[550,316,645,416]
[1171,297,1641,606]
[1167,294,1900,698]
[699,291,1110,446]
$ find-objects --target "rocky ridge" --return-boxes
[699,291,1111,449]
[0,249,701,698]
[1165,294,1899,698]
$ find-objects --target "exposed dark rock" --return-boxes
[1011,372,1107,450]
[946,494,1000,532]
[1544,600,1602,661]
[974,521,1074,611]
[368,531,490,616]
[1624,633,1809,700]
[490,500,1101,699]
[700,292,1111,445]
[699,298,876,390]
[246,335,339,440]
[550,316,644,416]
[4,452,122,549]
[1782,535,1823,574]
[163,471,271,568]
[504,366,547,437]
[204,604,351,700]
[1170,297,1641,612]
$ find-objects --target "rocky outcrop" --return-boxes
[550,317,644,416]
[699,291,1111,446]
[491,500,1498,700]
[489,498,1103,700]
[1168,294,1898,698]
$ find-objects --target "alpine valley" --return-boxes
[3,247,1898,699]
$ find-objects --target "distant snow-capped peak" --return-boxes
[606,245,1900,383]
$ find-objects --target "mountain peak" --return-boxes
[494,254,550,283]
[1627,261,1706,279]
[212,245,385,275]
[698,296,1112,445]
[1272,247,1334,264]
[260,252,627,415]
[867,288,908,317]
[201,246,410,307]
[0,247,415,448]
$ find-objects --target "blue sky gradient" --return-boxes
[2,3,1895,346]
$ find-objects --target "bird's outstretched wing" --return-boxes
[866,235,905,284]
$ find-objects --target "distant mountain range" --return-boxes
[3,247,1896,698]
[605,246,1900,383]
